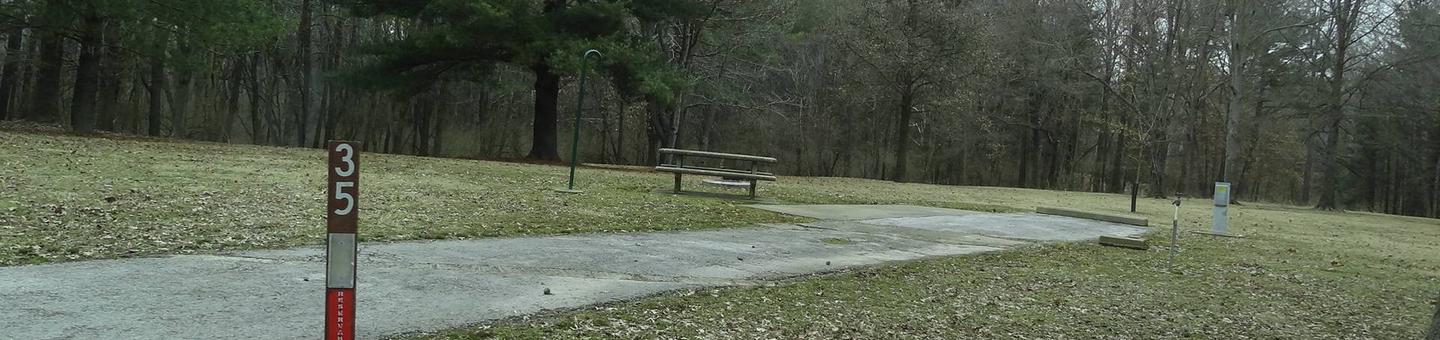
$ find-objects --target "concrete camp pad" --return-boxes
[859,213,1149,241]
[0,225,1000,339]
[756,205,1147,242]
[0,255,693,340]
[751,204,975,220]
[800,220,1028,248]
[1,204,1145,339]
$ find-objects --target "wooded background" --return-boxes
[0,0,1437,218]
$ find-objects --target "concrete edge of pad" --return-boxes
[1190,230,1246,238]
[1098,235,1150,250]
[1036,207,1150,227]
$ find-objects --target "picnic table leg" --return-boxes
[748,179,757,199]
[672,154,685,193]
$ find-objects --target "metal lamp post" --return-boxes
[560,49,602,194]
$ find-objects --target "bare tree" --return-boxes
[297,0,318,146]
[1315,0,1389,210]
[27,0,64,124]
[0,26,20,121]
[847,0,976,182]
[70,4,105,133]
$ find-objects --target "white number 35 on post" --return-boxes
[330,143,357,217]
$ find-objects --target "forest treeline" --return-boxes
[0,0,1437,218]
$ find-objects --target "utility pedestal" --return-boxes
[1211,182,1230,235]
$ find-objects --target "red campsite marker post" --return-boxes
[325,141,360,340]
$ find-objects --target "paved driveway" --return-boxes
[0,205,1146,339]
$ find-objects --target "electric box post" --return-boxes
[1212,182,1230,235]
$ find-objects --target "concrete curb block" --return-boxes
[1190,230,1245,238]
[1099,235,1149,250]
[1036,207,1150,227]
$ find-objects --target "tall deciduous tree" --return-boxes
[298,0,318,146]
[0,27,22,121]
[1223,0,1307,201]
[1314,0,1385,210]
[69,3,104,132]
[1225,0,1252,196]
[27,0,64,123]
[145,27,168,137]
[342,0,692,160]
[846,0,977,182]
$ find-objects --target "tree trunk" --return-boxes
[524,0,567,160]
[1018,123,1032,187]
[528,63,561,160]
[125,73,144,132]
[795,105,805,174]
[1108,125,1127,193]
[224,57,243,141]
[296,0,318,147]
[146,53,168,136]
[643,100,676,166]
[600,92,611,163]
[1432,143,1439,218]
[1054,125,1069,189]
[1366,149,1380,211]
[312,87,327,147]
[1301,140,1314,203]
[670,97,686,150]
[891,87,914,182]
[324,86,342,144]
[699,107,714,151]
[615,100,626,164]
[0,28,24,120]
[1316,0,1357,211]
[169,68,194,138]
[248,53,264,144]
[1316,116,1344,210]
[1390,155,1402,214]
[431,90,445,155]
[29,19,64,123]
[71,15,105,133]
[1131,160,1140,213]
[323,13,346,145]
[1149,140,1169,198]
[1223,0,1246,197]
[413,92,434,156]
[15,31,36,120]
[1095,119,1111,191]
[96,20,125,132]
[1179,129,1193,195]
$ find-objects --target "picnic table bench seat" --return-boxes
[655,148,778,198]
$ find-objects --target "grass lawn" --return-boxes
[0,128,1045,266]
[426,203,1440,339]
[0,129,813,265]
[3,129,1438,338]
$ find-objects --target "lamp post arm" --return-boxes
[566,49,603,191]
